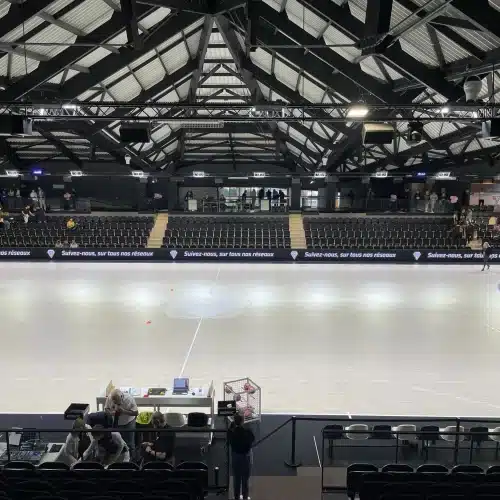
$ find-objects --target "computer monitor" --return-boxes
[173,377,189,394]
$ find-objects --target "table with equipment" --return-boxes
[95,380,216,446]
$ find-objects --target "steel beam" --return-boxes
[0,0,54,39]
[1,4,165,101]
[120,0,142,50]
[35,126,84,168]
[257,5,396,104]
[295,0,462,101]
[451,0,500,38]
[364,0,392,41]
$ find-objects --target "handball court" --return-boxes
[1,261,499,418]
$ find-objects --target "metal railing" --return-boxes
[184,197,289,213]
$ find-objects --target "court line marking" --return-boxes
[313,435,322,467]
[178,266,221,377]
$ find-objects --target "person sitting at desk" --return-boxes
[141,411,176,465]
[83,425,129,466]
[55,417,92,467]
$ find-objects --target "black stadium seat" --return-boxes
[0,215,154,249]
[162,215,291,249]
[303,215,463,250]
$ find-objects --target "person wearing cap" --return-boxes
[104,389,138,458]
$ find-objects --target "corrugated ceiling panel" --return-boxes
[250,49,272,72]
[108,73,142,101]
[155,88,183,102]
[76,47,112,69]
[28,25,76,59]
[434,29,472,63]
[163,140,178,154]
[204,75,242,86]
[312,122,332,140]
[299,76,325,102]
[161,44,189,73]
[155,31,182,53]
[323,26,360,62]
[478,137,500,149]
[0,53,39,78]
[134,58,166,90]
[187,29,202,56]
[130,50,157,71]
[274,58,298,89]
[286,2,328,38]
[206,46,232,59]
[176,80,191,99]
[360,56,388,82]
[465,139,481,152]
[139,7,171,30]
[1,17,44,43]
[60,0,113,33]
[151,125,172,143]
[262,0,281,11]
[449,140,469,155]
[102,67,129,88]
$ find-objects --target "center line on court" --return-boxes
[179,267,221,377]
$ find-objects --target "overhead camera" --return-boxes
[124,154,131,165]
[407,122,424,146]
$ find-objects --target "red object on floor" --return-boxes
[146,320,151,325]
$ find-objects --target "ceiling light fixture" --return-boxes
[347,104,369,118]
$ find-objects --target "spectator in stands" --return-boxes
[347,190,355,207]
[63,190,72,210]
[104,388,138,459]
[258,188,264,206]
[0,217,9,231]
[429,191,438,213]
[266,189,271,203]
[462,189,470,208]
[55,417,92,467]
[466,208,473,224]
[37,187,46,211]
[250,189,256,208]
[279,189,286,205]
[55,240,63,248]
[70,240,79,248]
[63,240,70,248]
[29,189,38,207]
[84,425,130,465]
[389,193,398,212]
[141,411,176,464]
[35,206,46,223]
[67,217,76,230]
[482,240,492,271]
[22,205,33,224]
[241,190,247,206]
[229,413,255,500]
[7,187,13,197]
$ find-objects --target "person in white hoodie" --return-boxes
[55,418,92,467]
[429,191,438,213]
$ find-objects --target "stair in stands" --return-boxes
[289,213,307,249]
[147,213,169,248]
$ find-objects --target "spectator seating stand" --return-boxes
[163,215,291,249]
[0,216,154,249]
[304,215,465,250]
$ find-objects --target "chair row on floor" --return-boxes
[347,463,500,500]
[0,238,148,248]
[162,239,291,249]
[0,461,210,500]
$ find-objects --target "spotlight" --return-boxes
[440,105,450,114]
[347,104,369,118]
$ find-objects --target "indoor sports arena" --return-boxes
[1,1,500,500]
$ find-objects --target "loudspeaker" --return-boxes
[119,122,151,143]
[0,116,32,135]
[362,123,394,145]
[490,118,500,137]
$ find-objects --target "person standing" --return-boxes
[429,191,438,213]
[104,389,138,459]
[22,205,34,224]
[482,240,492,271]
[37,187,46,211]
[228,414,255,500]
[250,189,257,209]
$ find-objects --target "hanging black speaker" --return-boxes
[119,122,151,143]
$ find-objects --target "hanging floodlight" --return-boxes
[407,122,424,145]
[347,104,369,118]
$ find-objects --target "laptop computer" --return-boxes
[172,377,189,395]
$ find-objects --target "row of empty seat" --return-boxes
[0,460,209,500]
[304,216,461,250]
[347,463,500,500]
[163,216,291,249]
[0,216,154,248]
